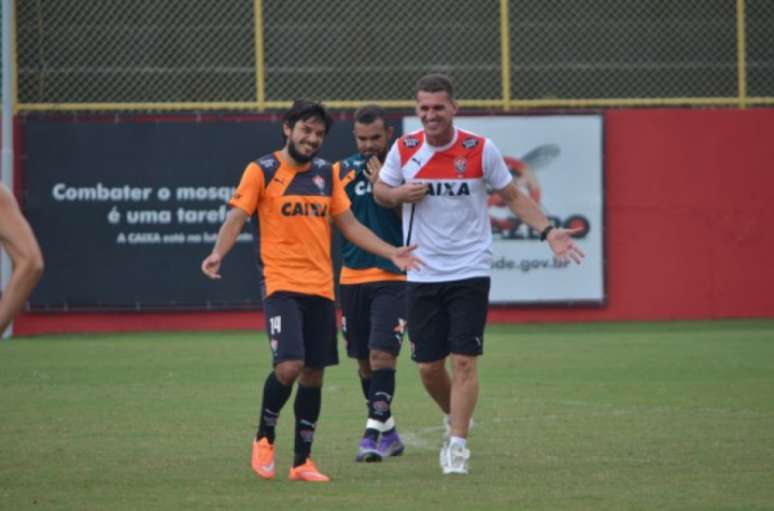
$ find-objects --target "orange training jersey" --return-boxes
[228,152,351,300]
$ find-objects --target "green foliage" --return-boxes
[1,320,773,510]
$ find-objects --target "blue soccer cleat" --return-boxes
[378,431,405,458]
[355,437,382,462]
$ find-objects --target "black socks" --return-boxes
[368,368,395,422]
[293,384,322,467]
[256,371,293,443]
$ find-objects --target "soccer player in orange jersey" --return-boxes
[0,183,44,335]
[201,100,419,482]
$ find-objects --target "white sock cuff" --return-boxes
[449,435,467,448]
[366,416,395,432]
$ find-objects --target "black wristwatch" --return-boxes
[539,225,554,242]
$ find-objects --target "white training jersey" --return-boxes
[379,127,513,282]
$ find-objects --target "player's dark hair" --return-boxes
[415,73,454,100]
[282,99,333,142]
[353,104,386,125]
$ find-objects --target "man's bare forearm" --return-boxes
[334,210,397,259]
[498,181,551,232]
[211,208,248,258]
[373,180,401,208]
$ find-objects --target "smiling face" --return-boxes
[283,116,327,164]
[353,118,393,162]
[416,90,457,146]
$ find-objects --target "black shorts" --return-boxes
[262,291,339,368]
[340,281,407,359]
[407,277,490,363]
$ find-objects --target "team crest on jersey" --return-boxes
[454,157,467,176]
[313,175,326,193]
[270,338,279,355]
[404,136,419,148]
[462,137,479,149]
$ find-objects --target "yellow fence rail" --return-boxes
[9,0,774,113]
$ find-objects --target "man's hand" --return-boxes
[390,245,422,272]
[373,179,426,208]
[547,228,585,264]
[397,182,428,204]
[201,252,223,279]
[364,156,381,184]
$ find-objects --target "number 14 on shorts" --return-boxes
[270,315,282,335]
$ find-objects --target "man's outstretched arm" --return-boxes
[495,180,584,264]
[201,207,249,279]
[333,209,420,272]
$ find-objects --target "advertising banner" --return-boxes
[23,117,371,309]
[403,115,604,303]
[24,114,600,309]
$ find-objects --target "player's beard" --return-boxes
[287,139,318,164]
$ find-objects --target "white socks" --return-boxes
[366,416,395,432]
[449,435,467,449]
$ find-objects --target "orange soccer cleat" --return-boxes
[251,438,276,480]
[288,458,330,482]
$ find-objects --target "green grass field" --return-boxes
[1,320,773,511]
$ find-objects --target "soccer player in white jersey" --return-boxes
[373,74,584,475]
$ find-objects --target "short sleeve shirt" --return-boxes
[229,152,350,299]
[379,128,512,282]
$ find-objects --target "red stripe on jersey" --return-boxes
[398,131,426,166]
[413,131,485,179]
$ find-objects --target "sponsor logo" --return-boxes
[425,182,471,197]
[258,157,277,168]
[404,136,419,148]
[354,180,373,196]
[490,143,575,240]
[270,338,279,355]
[462,137,479,149]
[280,201,328,217]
